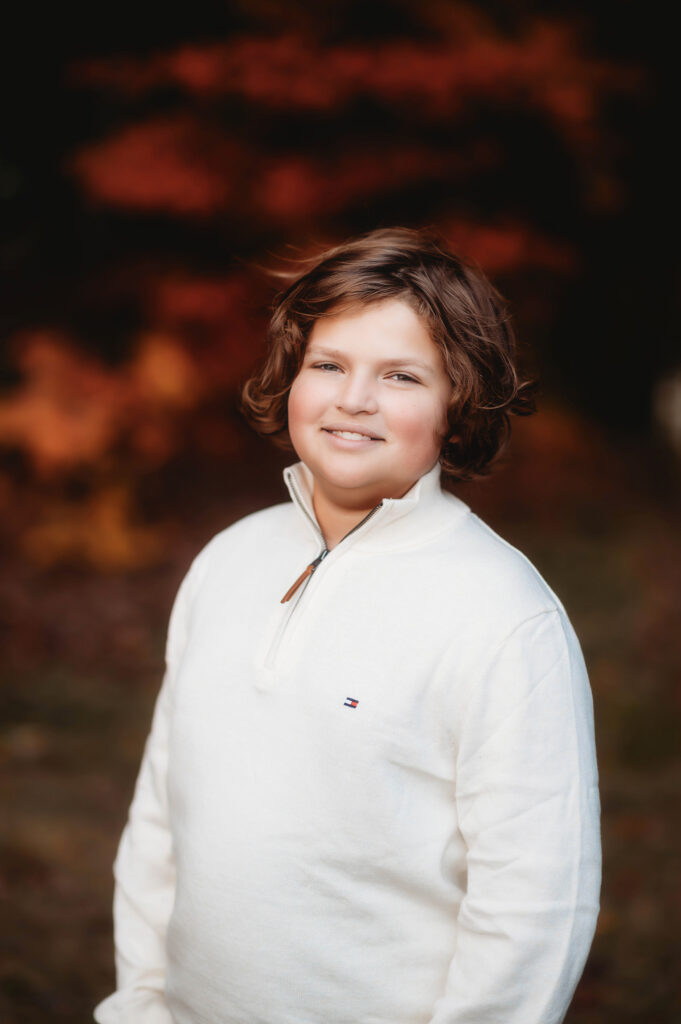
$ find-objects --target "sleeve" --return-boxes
[93,557,200,1024]
[429,608,601,1024]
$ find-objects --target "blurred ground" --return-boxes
[1,410,680,1023]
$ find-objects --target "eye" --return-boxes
[313,362,341,372]
[388,372,419,383]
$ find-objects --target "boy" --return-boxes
[95,226,601,1023]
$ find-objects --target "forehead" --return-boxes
[307,298,439,360]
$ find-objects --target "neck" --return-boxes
[312,489,378,550]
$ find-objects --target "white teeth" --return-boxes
[330,430,375,441]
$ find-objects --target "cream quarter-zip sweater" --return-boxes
[94,461,601,1024]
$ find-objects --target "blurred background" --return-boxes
[1,2,679,1021]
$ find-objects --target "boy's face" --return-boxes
[287,299,452,511]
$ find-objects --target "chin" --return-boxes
[309,457,380,485]
[320,469,380,491]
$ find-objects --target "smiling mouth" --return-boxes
[323,429,383,441]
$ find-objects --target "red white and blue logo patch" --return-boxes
[344,697,359,709]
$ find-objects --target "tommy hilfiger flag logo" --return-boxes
[344,697,359,709]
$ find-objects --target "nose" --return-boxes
[335,371,379,415]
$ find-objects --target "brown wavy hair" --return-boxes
[241,225,537,482]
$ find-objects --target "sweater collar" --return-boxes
[282,460,469,553]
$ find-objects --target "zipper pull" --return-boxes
[280,549,328,603]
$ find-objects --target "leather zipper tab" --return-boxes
[281,550,328,603]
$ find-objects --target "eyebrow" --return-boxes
[305,347,436,373]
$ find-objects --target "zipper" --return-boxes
[280,498,383,603]
[262,491,384,674]
[280,549,328,603]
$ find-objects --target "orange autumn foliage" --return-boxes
[73,18,634,149]
[0,331,202,476]
[69,15,637,222]
[71,116,236,216]
[22,484,168,570]
[441,219,576,275]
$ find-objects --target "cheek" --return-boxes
[287,374,328,440]
[390,397,448,452]
[287,377,311,429]
[286,382,310,460]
